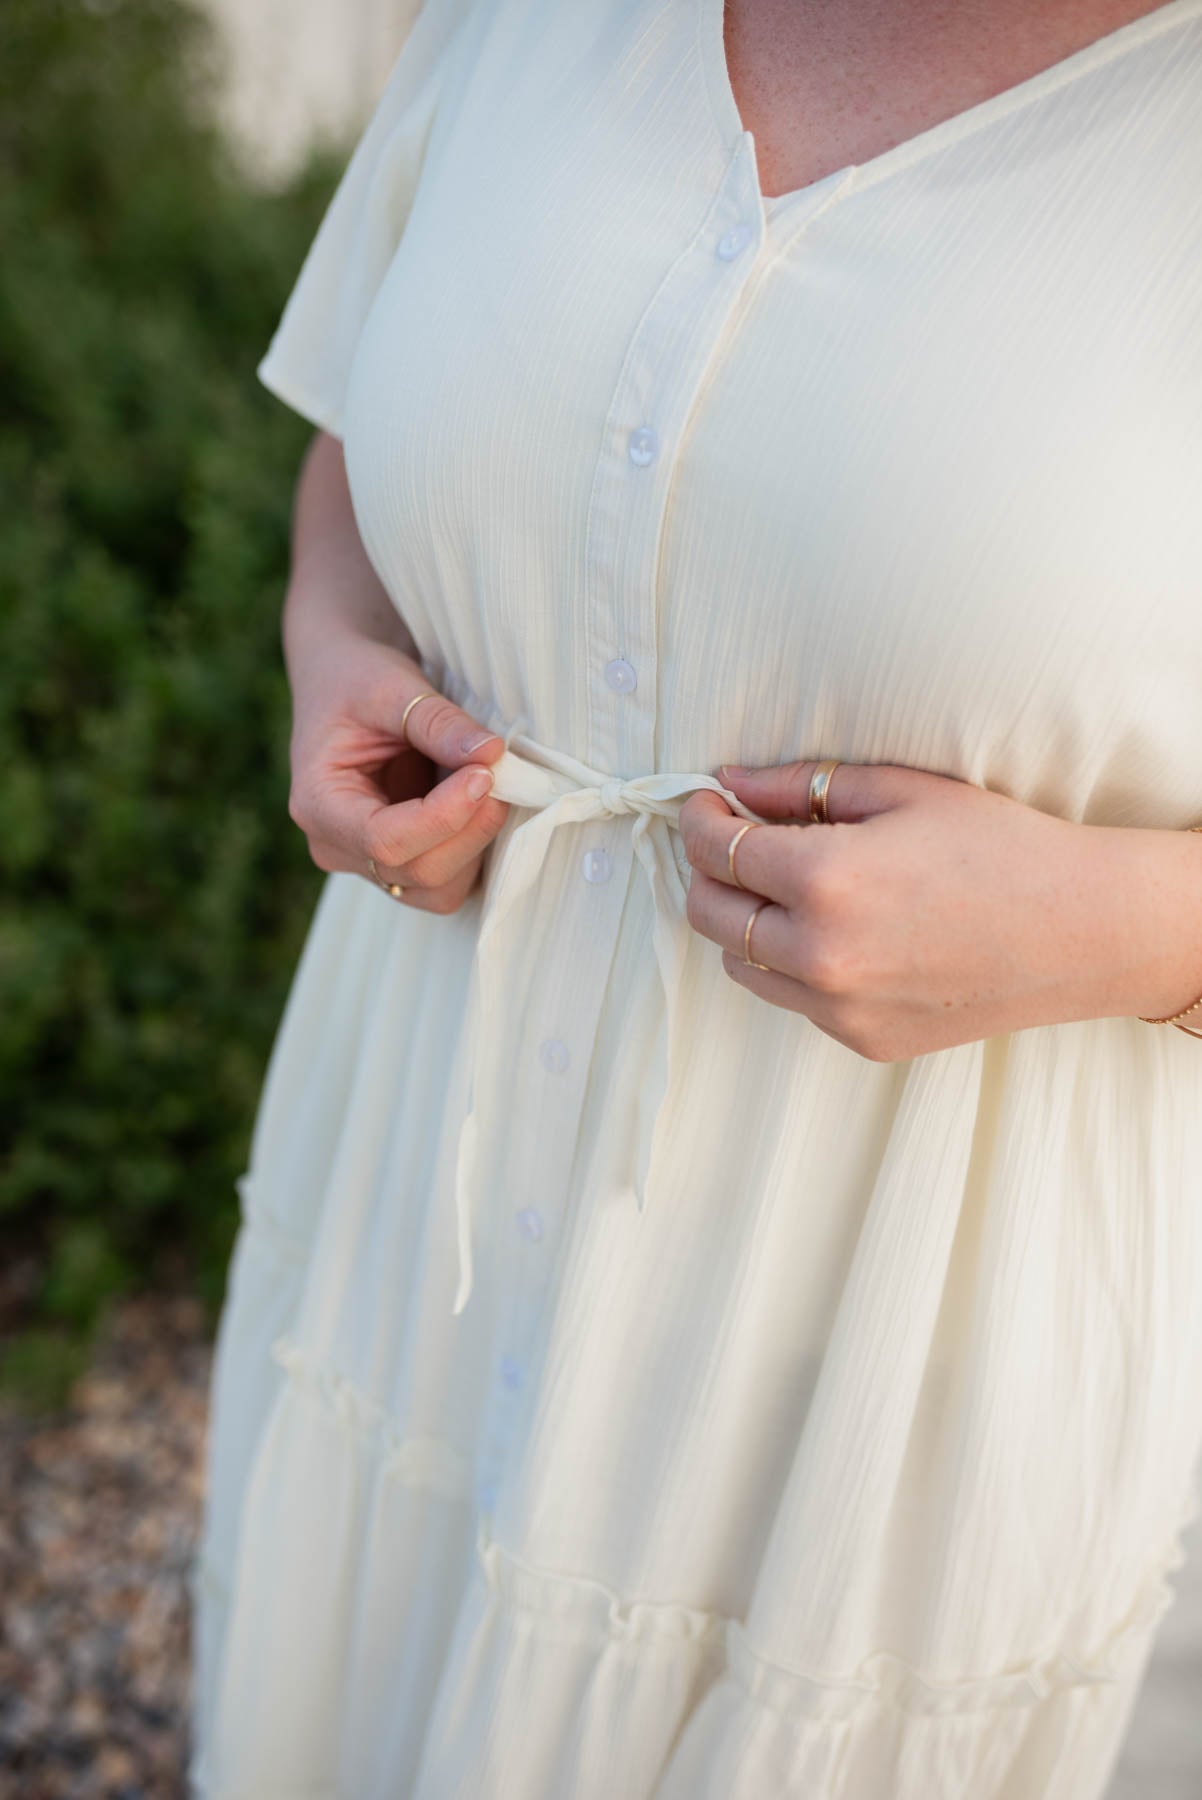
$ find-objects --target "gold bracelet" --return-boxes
[1138,824,1202,1038]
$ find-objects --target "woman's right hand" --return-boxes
[285,623,511,913]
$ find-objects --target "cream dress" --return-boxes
[188,2,1202,1794]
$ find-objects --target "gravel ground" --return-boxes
[0,1289,212,1799]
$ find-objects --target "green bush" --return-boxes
[0,0,341,1405]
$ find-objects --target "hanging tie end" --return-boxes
[451,1265,473,1317]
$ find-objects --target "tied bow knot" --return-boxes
[446,731,769,1316]
[598,776,631,816]
[594,772,700,823]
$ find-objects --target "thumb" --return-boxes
[716,760,823,820]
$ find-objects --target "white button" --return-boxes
[581,847,613,885]
[516,1206,544,1241]
[499,1354,524,1390]
[539,1037,570,1074]
[716,222,753,260]
[627,425,658,467]
[603,657,637,694]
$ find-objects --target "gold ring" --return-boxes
[809,759,842,824]
[743,898,772,970]
[368,856,405,900]
[727,821,760,889]
[399,690,438,749]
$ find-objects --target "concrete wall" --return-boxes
[201,0,415,183]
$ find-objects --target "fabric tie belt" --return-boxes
[448,729,770,1316]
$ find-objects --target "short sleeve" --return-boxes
[255,0,463,439]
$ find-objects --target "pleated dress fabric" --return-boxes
[188,2,1202,1794]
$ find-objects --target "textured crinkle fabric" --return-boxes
[189,1,1202,1794]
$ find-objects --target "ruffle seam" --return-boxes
[194,1329,1201,1721]
[268,1331,472,1499]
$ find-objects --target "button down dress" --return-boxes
[188,2,1202,1794]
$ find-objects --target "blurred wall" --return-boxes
[201,0,422,182]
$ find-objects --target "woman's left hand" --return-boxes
[677,758,1165,1062]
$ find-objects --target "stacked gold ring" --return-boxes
[400,689,439,748]
[730,823,772,969]
[727,822,758,890]
[808,759,842,824]
[734,760,844,971]
[368,857,405,900]
[742,899,772,971]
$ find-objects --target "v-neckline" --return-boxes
[698,0,1201,221]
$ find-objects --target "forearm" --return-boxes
[281,429,419,678]
[1085,821,1202,1025]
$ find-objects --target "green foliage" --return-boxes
[0,0,341,1404]
[0,1325,92,1418]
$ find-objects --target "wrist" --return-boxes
[1088,822,1202,1024]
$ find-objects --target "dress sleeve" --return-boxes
[255,0,461,439]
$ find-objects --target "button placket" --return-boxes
[475,821,635,1515]
[470,139,832,1523]
[583,138,766,779]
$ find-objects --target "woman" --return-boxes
[188,1,1202,1794]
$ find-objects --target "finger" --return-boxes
[302,759,503,872]
[303,819,493,913]
[384,858,484,916]
[720,947,813,1012]
[298,838,431,907]
[685,867,797,976]
[399,687,507,771]
[719,948,871,1058]
[384,791,510,891]
[678,790,804,905]
[716,759,918,823]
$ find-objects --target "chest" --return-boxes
[340,0,1202,825]
[720,0,1175,199]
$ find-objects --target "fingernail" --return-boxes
[460,730,502,754]
[465,767,495,800]
[719,765,748,781]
